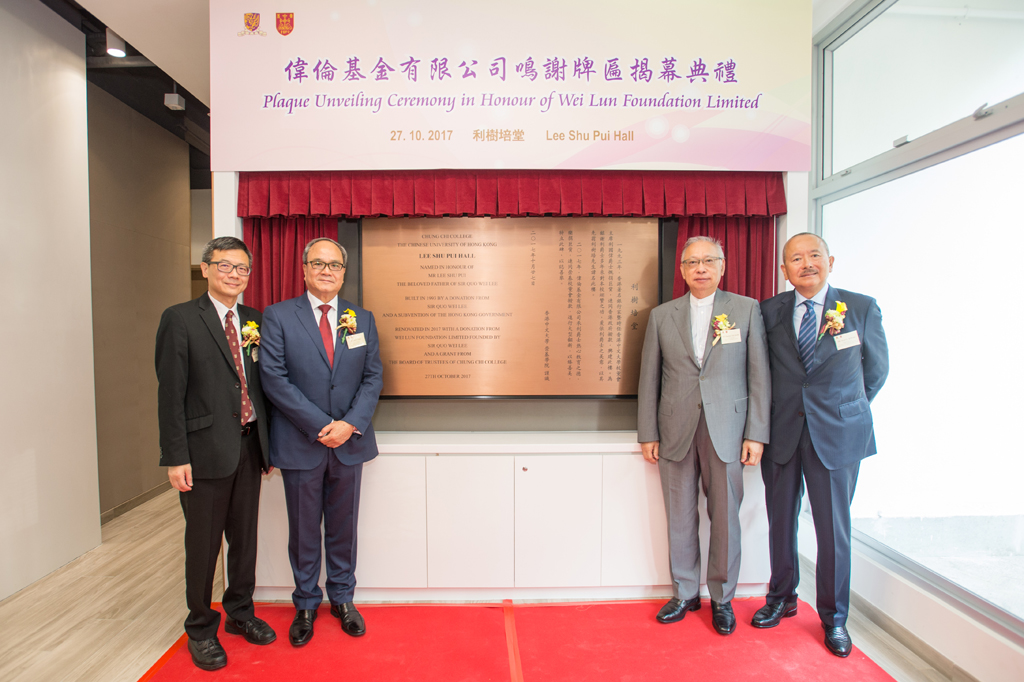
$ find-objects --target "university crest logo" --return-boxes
[276,13,294,36]
[238,12,267,36]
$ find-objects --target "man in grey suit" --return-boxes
[638,236,770,635]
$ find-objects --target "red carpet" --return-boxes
[141,600,894,682]
[513,599,891,682]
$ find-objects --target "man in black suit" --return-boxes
[156,236,277,670]
[753,233,888,658]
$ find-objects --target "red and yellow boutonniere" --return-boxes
[711,313,735,347]
[336,308,357,342]
[241,320,260,360]
[818,301,847,339]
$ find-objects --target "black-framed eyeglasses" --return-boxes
[305,260,345,272]
[681,257,723,269]
[208,261,251,276]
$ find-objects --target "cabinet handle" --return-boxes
[522,467,528,472]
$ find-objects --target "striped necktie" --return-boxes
[797,300,817,372]
[224,311,253,424]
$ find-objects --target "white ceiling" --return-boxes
[78,0,211,105]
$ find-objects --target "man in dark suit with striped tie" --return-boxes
[754,233,888,658]
[156,237,276,671]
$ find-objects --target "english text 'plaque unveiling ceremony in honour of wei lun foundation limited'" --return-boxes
[7,0,1024,680]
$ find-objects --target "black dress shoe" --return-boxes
[751,600,798,628]
[225,615,277,645]
[289,609,318,647]
[656,596,701,624]
[711,601,736,635]
[188,637,227,671]
[330,601,366,637]
[823,624,853,658]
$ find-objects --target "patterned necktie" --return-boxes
[797,300,817,372]
[318,304,334,368]
[224,311,253,425]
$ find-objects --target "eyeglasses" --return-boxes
[305,260,345,272]
[681,257,723,269]
[208,261,251,276]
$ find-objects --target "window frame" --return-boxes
[809,0,1024,641]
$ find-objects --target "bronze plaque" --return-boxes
[362,217,659,396]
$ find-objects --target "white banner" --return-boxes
[210,0,811,172]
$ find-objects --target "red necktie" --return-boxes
[224,311,253,425]
[318,304,334,368]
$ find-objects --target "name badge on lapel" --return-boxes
[346,332,366,349]
[720,328,742,345]
[834,330,860,350]
[250,347,259,363]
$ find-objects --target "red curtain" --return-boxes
[672,216,776,301]
[237,170,787,219]
[237,170,786,308]
[243,216,334,311]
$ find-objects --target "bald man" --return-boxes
[754,233,888,658]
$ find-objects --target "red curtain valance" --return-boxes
[237,170,786,219]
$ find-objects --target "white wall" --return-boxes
[190,189,212,264]
[0,0,101,599]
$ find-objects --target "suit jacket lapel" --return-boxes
[780,292,800,357]
[670,294,699,368]
[239,306,255,378]
[702,290,732,367]
[295,296,332,369]
[198,293,236,372]
[810,285,841,371]
[331,299,354,371]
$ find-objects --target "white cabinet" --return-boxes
[514,455,603,587]
[425,455,515,587]
[254,433,768,599]
[601,454,671,586]
[356,456,428,588]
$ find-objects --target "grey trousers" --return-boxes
[658,412,745,603]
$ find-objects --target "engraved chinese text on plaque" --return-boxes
[362,217,659,396]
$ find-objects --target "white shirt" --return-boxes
[308,291,339,331]
[793,286,829,338]
[690,290,716,368]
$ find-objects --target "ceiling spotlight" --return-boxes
[105,28,126,58]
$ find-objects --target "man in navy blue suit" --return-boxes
[753,233,888,658]
[259,237,383,646]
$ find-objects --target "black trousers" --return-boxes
[761,423,860,627]
[179,427,263,640]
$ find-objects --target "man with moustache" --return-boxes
[156,236,276,671]
[753,233,888,658]
[259,238,383,646]
[637,236,770,635]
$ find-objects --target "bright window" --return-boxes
[830,0,1024,173]
[821,131,1024,618]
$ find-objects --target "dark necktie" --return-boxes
[319,304,334,368]
[224,311,253,425]
[797,300,817,372]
